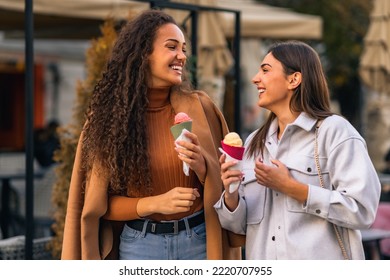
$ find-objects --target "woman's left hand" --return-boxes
[175,131,206,181]
[255,158,308,203]
[254,158,291,192]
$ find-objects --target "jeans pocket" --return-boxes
[191,222,206,240]
[120,224,142,243]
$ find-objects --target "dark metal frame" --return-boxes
[24,0,34,260]
[23,0,241,259]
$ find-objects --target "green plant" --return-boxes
[49,19,117,259]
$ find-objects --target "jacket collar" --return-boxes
[267,112,318,139]
[292,112,318,131]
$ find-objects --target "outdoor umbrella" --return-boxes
[359,0,390,175]
[197,3,233,109]
[359,0,390,94]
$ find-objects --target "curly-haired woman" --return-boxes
[61,9,241,260]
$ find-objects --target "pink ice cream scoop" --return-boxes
[174,112,192,124]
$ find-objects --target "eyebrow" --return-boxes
[165,38,186,46]
[260,63,272,68]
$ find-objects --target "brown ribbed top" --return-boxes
[104,87,203,222]
[146,87,203,221]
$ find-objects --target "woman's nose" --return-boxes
[177,50,186,60]
[251,72,261,84]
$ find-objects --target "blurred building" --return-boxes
[0,0,323,149]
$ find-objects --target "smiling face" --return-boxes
[251,52,299,115]
[148,23,187,88]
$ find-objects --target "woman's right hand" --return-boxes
[137,187,200,217]
[220,153,242,211]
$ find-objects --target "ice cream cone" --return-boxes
[170,121,192,139]
[220,134,245,193]
[171,119,192,176]
[221,140,245,160]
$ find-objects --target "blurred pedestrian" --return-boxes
[382,148,390,174]
[34,120,60,168]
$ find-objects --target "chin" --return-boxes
[171,79,182,85]
[257,102,269,110]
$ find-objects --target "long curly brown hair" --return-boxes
[81,10,192,196]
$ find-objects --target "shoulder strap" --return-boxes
[314,119,349,260]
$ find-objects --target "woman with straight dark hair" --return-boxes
[215,40,381,259]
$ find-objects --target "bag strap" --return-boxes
[314,120,350,260]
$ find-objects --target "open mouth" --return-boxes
[171,65,183,74]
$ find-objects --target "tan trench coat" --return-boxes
[61,90,242,260]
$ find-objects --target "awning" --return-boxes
[217,0,322,39]
[0,0,322,40]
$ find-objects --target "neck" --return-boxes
[276,111,300,139]
[147,87,170,108]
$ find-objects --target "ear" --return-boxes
[287,72,302,90]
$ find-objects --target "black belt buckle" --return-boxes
[173,220,179,235]
[150,223,157,233]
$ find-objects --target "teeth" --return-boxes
[171,65,182,71]
[258,89,265,93]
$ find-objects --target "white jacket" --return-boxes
[214,113,381,259]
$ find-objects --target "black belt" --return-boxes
[126,211,204,235]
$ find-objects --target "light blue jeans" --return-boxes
[119,211,207,260]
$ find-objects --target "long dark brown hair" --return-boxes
[247,40,333,158]
[81,10,192,196]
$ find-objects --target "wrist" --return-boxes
[197,159,207,185]
[137,196,155,217]
[224,191,239,211]
[288,179,308,204]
